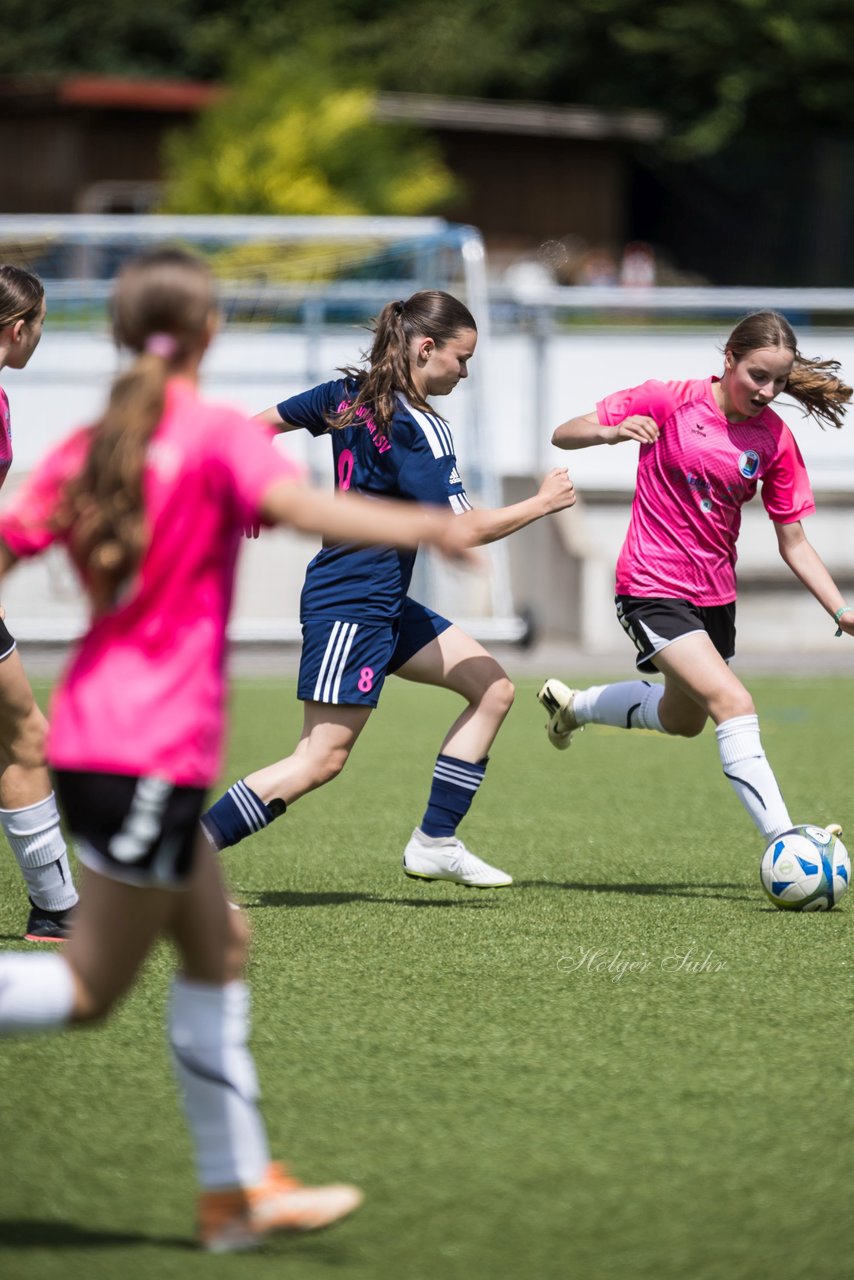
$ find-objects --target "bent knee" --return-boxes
[306,747,350,788]
[479,674,515,719]
[711,692,756,724]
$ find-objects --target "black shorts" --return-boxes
[0,616,16,661]
[53,770,207,889]
[615,595,736,674]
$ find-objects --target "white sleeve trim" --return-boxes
[397,393,455,459]
[449,492,473,515]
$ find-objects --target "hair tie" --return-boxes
[393,300,405,318]
[144,332,179,359]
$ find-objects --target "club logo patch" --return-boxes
[738,450,760,479]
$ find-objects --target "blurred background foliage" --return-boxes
[159,55,460,217]
[5,0,854,160]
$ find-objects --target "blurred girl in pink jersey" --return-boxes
[0,265,79,941]
[538,310,853,846]
[0,248,474,1251]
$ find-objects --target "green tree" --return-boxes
[5,0,854,160]
[159,57,459,216]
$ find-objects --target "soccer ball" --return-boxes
[760,825,851,911]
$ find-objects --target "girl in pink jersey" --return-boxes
[0,249,475,1251]
[538,310,853,847]
[0,265,79,941]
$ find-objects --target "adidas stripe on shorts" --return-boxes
[298,598,452,707]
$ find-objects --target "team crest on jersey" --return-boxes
[448,466,461,485]
[737,449,760,479]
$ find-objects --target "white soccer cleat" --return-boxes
[537,678,581,750]
[402,828,513,888]
[825,823,844,838]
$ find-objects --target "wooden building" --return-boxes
[0,76,663,269]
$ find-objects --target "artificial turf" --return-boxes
[0,674,852,1280]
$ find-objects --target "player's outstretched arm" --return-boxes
[552,411,660,449]
[259,480,478,564]
[774,519,854,637]
[454,467,575,547]
[253,406,303,434]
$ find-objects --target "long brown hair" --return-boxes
[334,290,476,433]
[63,248,216,610]
[0,265,44,329]
[725,310,852,430]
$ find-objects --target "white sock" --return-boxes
[0,951,75,1033]
[0,793,78,912]
[169,978,270,1190]
[715,714,792,841]
[574,681,665,732]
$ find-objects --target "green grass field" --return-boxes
[1,674,852,1280]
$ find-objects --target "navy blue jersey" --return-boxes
[277,378,472,622]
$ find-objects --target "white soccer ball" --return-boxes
[760,825,851,911]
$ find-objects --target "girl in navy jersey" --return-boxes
[539,310,853,847]
[0,251,478,1250]
[203,290,576,887]
[0,265,78,941]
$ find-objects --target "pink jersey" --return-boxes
[0,387,14,489]
[0,379,303,786]
[597,377,815,605]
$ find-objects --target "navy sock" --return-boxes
[201,781,286,851]
[420,754,487,838]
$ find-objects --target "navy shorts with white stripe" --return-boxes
[298,599,452,707]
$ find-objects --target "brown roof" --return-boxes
[0,73,222,113]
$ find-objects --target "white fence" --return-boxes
[1,211,853,653]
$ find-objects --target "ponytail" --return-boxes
[784,355,851,431]
[725,309,852,430]
[61,250,215,610]
[334,290,476,434]
[64,347,172,610]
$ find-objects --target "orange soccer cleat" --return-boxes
[198,1161,363,1252]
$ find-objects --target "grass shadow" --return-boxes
[242,889,501,910]
[0,1218,191,1250]
[515,879,753,901]
[0,1217,359,1262]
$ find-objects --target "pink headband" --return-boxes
[144,332,179,359]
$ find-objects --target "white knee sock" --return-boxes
[574,681,665,732]
[715,715,792,841]
[0,951,75,1033]
[169,977,270,1190]
[0,793,78,912]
